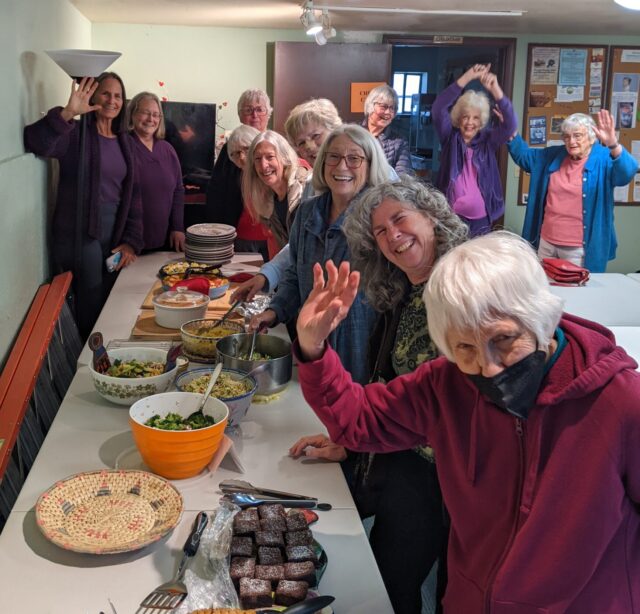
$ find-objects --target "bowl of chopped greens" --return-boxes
[129,391,228,479]
[89,347,180,406]
[176,367,258,427]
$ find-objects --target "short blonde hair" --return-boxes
[125,91,165,139]
[450,90,490,131]
[284,98,342,146]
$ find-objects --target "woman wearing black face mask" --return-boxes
[294,230,640,614]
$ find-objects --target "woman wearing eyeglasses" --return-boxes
[433,63,517,237]
[362,84,413,176]
[125,92,185,252]
[205,89,272,244]
[249,125,389,385]
[508,110,638,272]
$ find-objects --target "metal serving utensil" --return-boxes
[211,299,242,329]
[226,492,332,511]
[88,332,111,374]
[219,478,317,501]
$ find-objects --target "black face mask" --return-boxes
[467,349,547,420]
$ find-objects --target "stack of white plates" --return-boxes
[184,223,236,265]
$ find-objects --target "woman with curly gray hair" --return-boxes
[290,175,467,614]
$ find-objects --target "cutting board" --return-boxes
[142,279,240,312]
[130,310,244,340]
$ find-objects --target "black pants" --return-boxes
[53,202,119,339]
[367,450,448,614]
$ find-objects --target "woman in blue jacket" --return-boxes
[508,109,637,272]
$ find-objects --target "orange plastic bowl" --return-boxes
[129,392,228,479]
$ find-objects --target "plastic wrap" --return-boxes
[174,501,241,613]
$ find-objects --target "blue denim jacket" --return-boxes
[269,191,378,384]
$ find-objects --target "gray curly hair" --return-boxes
[364,84,398,116]
[450,90,490,130]
[561,113,596,143]
[344,175,469,312]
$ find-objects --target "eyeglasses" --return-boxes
[562,132,587,142]
[136,110,162,119]
[241,106,267,116]
[374,102,396,113]
[324,152,367,169]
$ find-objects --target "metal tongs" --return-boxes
[211,299,242,329]
[219,479,317,501]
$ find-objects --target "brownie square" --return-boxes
[233,509,260,535]
[255,563,285,588]
[260,516,287,532]
[239,577,273,609]
[275,579,309,607]
[284,561,316,586]
[258,546,284,565]
[258,503,286,520]
[230,536,254,558]
[285,510,308,531]
[285,528,313,546]
[286,545,318,565]
[255,530,284,547]
[230,556,256,585]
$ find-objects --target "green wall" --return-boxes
[0,0,91,365]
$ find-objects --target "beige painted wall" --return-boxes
[1,0,91,365]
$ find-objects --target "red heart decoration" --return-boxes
[162,96,168,101]
[158,81,165,87]
[223,101,228,106]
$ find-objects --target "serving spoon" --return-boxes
[187,362,223,420]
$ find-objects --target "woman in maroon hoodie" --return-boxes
[295,231,640,613]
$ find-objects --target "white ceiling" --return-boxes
[71,0,640,36]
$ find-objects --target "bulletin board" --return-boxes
[518,44,608,206]
[606,46,640,205]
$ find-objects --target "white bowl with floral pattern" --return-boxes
[89,347,178,406]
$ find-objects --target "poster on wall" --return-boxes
[531,47,560,84]
[559,48,587,86]
[529,116,547,145]
[556,86,584,102]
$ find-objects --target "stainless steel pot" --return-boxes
[215,333,292,396]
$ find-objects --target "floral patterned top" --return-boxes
[392,283,438,461]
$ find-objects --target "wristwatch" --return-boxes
[608,142,620,149]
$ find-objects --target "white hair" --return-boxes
[227,124,260,155]
[424,231,564,361]
[561,113,596,143]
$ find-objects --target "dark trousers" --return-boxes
[367,450,448,614]
[53,202,118,339]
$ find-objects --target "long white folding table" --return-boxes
[550,273,640,326]
[0,252,393,613]
[627,273,640,285]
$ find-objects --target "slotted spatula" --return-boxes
[138,511,208,611]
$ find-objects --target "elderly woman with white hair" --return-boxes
[508,109,638,272]
[205,88,272,232]
[294,230,640,613]
[362,84,413,175]
[249,124,391,385]
[433,63,517,237]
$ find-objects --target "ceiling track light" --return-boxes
[315,9,337,45]
[314,5,526,17]
[301,1,322,35]
[614,0,640,9]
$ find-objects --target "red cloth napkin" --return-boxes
[228,272,255,283]
[170,277,210,296]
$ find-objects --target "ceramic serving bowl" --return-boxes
[129,391,229,479]
[175,367,258,427]
[215,333,292,396]
[89,347,178,406]
[180,318,245,363]
[153,287,210,329]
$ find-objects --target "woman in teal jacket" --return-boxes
[508,109,637,272]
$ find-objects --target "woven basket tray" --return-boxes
[35,469,183,554]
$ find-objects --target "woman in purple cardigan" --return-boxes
[125,92,185,252]
[433,64,517,236]
[24,73,143,337]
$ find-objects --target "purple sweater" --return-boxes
[297,314,640,613]
[129,133,184,249]
[433,82,517,236]
[23,107,143,252]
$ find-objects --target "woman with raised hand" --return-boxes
[24,73,142,337]
[433,63,517,236]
